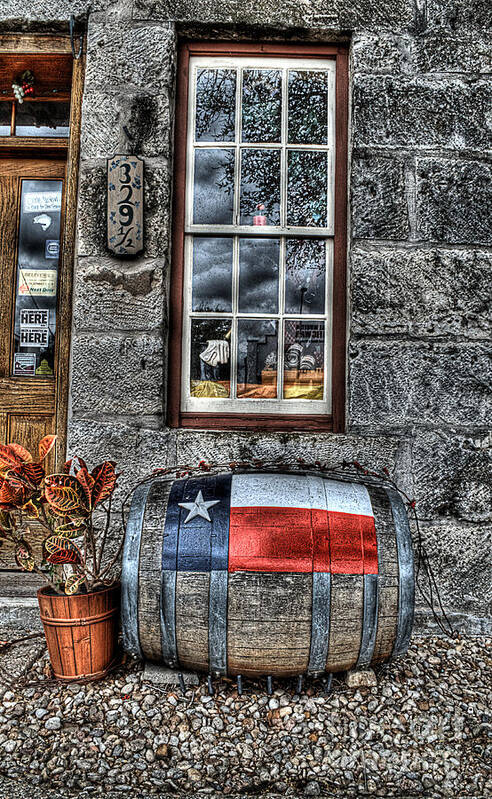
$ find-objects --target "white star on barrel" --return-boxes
[178,490,220,523]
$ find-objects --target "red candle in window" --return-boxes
[253,203,267,226]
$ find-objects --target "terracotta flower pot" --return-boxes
[38,583,120,681]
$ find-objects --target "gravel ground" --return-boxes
[0,634,490,799]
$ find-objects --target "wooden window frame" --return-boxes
[0,33,85,466]
[168,41,348,433]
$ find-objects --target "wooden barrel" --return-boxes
[121,472,414,677]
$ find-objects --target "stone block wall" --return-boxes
[0,0,490,632]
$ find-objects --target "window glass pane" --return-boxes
[192,237,233,312]
[288,71,328,145]
[15,101,70,137]
[237,319,278,399]
[239,238,279,313]
[0,101,11,135]
[190,319,231,398]
[287,151,328,227]
[284,320,324,400]
[242,69,282,143]
[193,149,235,225]
[285,239,325,315]
[12,179,63,378]
[195,69,236,142]
[240,148,281,226]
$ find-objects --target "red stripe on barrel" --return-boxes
[229,507,378,574]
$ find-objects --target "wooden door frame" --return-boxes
[0,32,86,468]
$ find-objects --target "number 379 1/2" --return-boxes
[107,155,144,256]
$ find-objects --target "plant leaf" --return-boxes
[64,456,88,476]
[44,474,90,516]
[64,574,85,595]
[39,435,57,462]
[55,520,86,538]
[91,461,118,507]
[0,443,32,471]
[22,500,39,518]
[75,467,95,511]
[15,544,34,571]
[44,536,82,565]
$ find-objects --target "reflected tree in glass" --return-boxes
[193,149,235,224]
[287,151,328,227]
[285,239,325,315]
[242,69,282,143]
[195,69,236,142]
[288,71,328,145]
[240,149,281,225]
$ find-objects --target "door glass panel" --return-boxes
[15,102,70,138]
[242,69,282,143]
[288,71,328,145]
[285,239,326,315]
[239,238,279,313]
[190,318,231,398]
[284,320,324,400]
[0,102,11,136]
[237,319,278,399]
[12,179,63,378]
[193,148,235,225]
[195,69,236,142]
[287,150,328,227]
[192,237,233,312]
[240,148,281,226]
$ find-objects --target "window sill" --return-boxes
[175,412,334,432]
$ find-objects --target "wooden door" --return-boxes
[0,156,67,464]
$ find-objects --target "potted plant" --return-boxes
[0,435,123,681]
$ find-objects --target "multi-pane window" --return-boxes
[170,46,348,429]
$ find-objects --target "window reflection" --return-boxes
[284,320,324,400]
[237,319,278,399]
[13,180,62,378]
[240,148,281,226]
[239,238,279,313]
[192,237,233,312]
[242,69,282,143]
[15,102,70,138]
[195,69,236,142]
[193,149,235,225]
[285,239,325,315]
[190,319,231,398]
[287,151,328,227]
[288,71,328,145]
[0,102,11,136]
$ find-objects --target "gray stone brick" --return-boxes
[144,163,171,257]
[68,419,176,489]
[349,341,492,430]
[352,33,414,74]
[85,21,175,93]
[351,247,491,338]
[0,0,98,21]
[80,92,121,161]
[77,163,107,257]
[414,31,492,73]
[416,159,492,245]
[71,333,163,416]
[412,429,492,522]
[175,430,403,474]
[134,0,413,30]
[73,258,166,332]
[123,93,172,159]
[425,0,492,32]
[351,154,409,240]
[418,519,491,620]
[353,76,489,150]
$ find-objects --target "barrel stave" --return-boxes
[227,571,312,677]
[175,571,210,671]
[325,574,364,672]
[368,486,399,664]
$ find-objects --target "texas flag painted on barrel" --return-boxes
[229,473,378,575]
[168,472,378,576]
